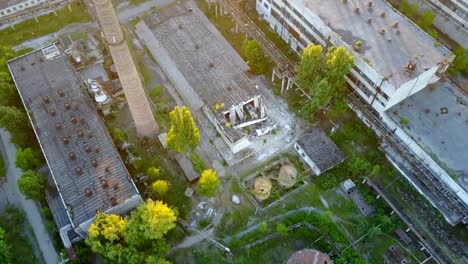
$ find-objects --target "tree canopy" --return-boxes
[242,39,268,75]
[197,169,220,197]
[147,166,160,182]
[17,170,46,201]
[0,227,12,264]
[166,106,200,153]
[295,44,354,120]
[86,200,176,264]
[15,147,44,171]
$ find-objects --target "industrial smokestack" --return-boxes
[91,0,159,137]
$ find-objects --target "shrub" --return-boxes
[275,223,288,236]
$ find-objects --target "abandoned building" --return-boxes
[7,46,143,258]
[257,0,468,225]
[257,0,453,112]
[0,0,46,18]
[294,127,345,175]
[136,3,274,154]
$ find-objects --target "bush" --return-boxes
[258,222,268,233]
[190,152,206,173]
[400,117,409,125]
[275,223,288,236]
[152,180,169,196]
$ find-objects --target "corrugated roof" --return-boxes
[297,127,345,173]
[8,49,140,227]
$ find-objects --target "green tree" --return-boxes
[152,180,169,196]
[197,169,220,197]
[368,226,382,239]
[0,227,12,264]
[0,106,36,148]
[276,223,288,236]
[399,0,419,18]
[449,47,468,76]
[17,170,46,201]
[147,166,160,182]
[166,106,200,153]
[295,44,324,94]
[325,46,354,90]
[110,128,127,142]
[417,9,436,30]
[242,39,268,75]
[15,147,43,171]
[86,200,175,264]
[0,72,21,108]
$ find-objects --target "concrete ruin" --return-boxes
[135,2,276,154]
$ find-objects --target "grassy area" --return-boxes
[0,2,91,47]
[0,151,5,178]
[0,206,38,264]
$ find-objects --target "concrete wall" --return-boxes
[0,0,47,18]
[294,142,321,175]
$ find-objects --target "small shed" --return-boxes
[395,228,412,245]
[341,179,374,217]
[287,249,333,264]
[294,127,345,175]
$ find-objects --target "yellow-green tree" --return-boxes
[86,212,128,263]
[166,106,200,153]
[147,166,160,182]
[125,200,176,241]
[152,180,169,196]
[86,200,176,264]
[197,169,220,197]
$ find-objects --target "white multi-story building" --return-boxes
[257,0,454,114]
[0,0,47,18]
[410,0,468,46]
[256,0,468,225]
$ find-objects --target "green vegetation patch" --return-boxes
[0,206,38,264]
[0,152,5,178]
[0,2,91,47]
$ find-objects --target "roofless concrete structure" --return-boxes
[91,0,158,137]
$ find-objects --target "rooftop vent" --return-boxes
[73,103,79,111]
[404,60,417,74]
[387,37,392,42]
[396,30,400,35]
[62,136,69,144]
[75,167,83,175]
[79,117,86,124]
[91,159,98,167]
[368,1,373,11]
[55,123,63,130]
[85,146,92,153]
[367,17,372,24]
[49,109,56,117]
[392,22,399,28]
[380,29,386,35]
[101,180,109,188]
[57,90,65,97]
[354,7,360,14]
[64,103,71,110]
[105,166,110,172]
[95,148,100,153]
[84,188,93,197]
[110,197,118,206]
[380,12,385,17]
[70,116,77,124]
[68,152,76,160]
[78,129,85,137]
[43,96,50,104]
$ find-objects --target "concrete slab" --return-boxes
[387,80,468,190]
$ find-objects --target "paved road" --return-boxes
[0,130,59,264]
